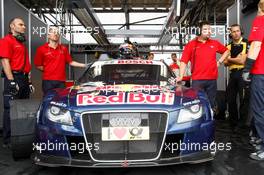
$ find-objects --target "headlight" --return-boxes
[177,104,203,123]
[50,106,61,115]
[47,106,73,125]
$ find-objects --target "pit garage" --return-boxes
[0,0,264,174]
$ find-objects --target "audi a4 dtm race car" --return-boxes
[10,59,215,167]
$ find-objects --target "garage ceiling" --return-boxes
[18,0,235,24]
[17,0,235,49]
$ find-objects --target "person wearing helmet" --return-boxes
[119,41,139,59]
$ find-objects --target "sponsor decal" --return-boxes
[182,99,200,106]
[77,85,173,94]
[131,85,172,93]
[77,92,125,105]
[101,126,149,141]
[76,92,175,106]
[128,92,174,104]
[117,60,153,64]
[50,101,67,108]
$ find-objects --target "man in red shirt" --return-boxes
[169,53,180,71]
[0,17,33,148]
[177,21,230,109]
[147,52,154,60]
[242,0,264,161]
[34,27,86,95]
[169,53,191,87]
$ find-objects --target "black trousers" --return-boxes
[226,69,250,128]
[2,73,30,144]
[192,80,217,109]
[250,75,264,150]
[42,80,65,95]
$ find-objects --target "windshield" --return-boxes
[78,62,175,85]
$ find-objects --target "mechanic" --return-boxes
[119,41,139,59]
[34,27,87,95]
[169,53,191,87]
[242,0,264,161]
[0,17,34,148]
[147,52,154,60]
[169,53,180,71]
[176,21,230,110]
[224,24,250,132]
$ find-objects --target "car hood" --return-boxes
[48,84,203,112]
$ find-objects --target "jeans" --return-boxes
[42,80,65,95]
[192,80,217,109]
[250,75,264,150]
[226,69,250,128]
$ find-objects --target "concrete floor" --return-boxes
[0,120,264,175]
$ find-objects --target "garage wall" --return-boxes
[30,13,48,98]
[227,2,239,27]
[211,25,227,91]
[240,10,257,39]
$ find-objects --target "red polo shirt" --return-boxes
[0,34,31,73]
[169,62,191,81]
[34,43,73,81]
[181,38,227,80]
[248,15,264,75]
[169,62,179,70]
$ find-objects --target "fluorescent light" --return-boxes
[176,0,181,16]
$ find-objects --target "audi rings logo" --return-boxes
[110,116,141,127]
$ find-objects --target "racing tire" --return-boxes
[11,135,35,160]
[10,99,40,161]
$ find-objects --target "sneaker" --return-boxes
[250,138,262,146]
[255,138,263,145]
[250,151,264,161]
[255,144,262,151]
[250,150,263,156]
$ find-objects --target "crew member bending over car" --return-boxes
[169,53,191,87]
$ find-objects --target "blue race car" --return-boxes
[11,59,215,167]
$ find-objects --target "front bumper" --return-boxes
[35,109,215,167]
[33,150,214,168]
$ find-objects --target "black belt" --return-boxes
[230,68,244,72]
[1,70,28,78]
[12,71,28,76]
